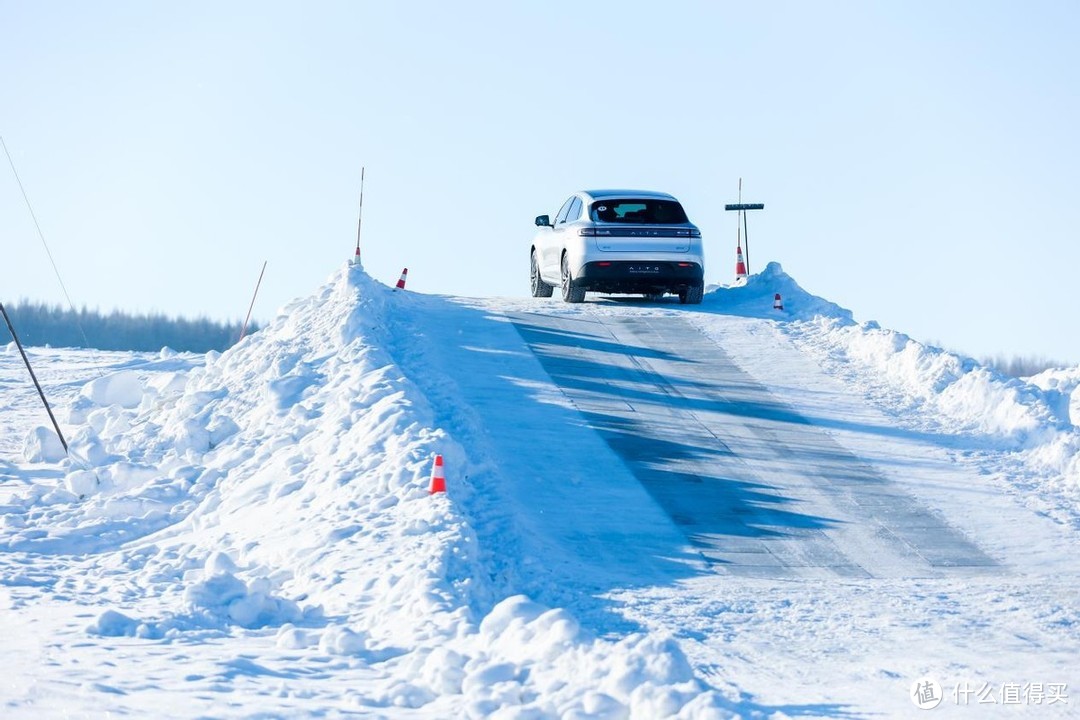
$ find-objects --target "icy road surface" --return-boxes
[509,311,998,579]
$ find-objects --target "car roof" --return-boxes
[581,189,678,202]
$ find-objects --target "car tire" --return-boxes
[561,254,586,304]
[530,250,554,298]
[678,283,704,305]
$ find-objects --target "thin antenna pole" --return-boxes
[1,135,92,349]
[1,302,68,453]
[736,177,743,250]
[723,179,765,278]
[355,166,365,256]
[238,261,267,343]
[739,178,751,276]
[743,206,751,276]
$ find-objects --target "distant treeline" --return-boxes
[981,354,1069,379]
[1,300,257,352]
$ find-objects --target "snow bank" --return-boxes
[5,263,738,717]
[793,317,1063,441]
[709,262,1080,494]
[1028,366,1080,427]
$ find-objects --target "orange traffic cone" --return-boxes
[395,268,408,291]
[429,454,446,494]
[773,293,784,311]
[352,246,361,266]
[735,245,747,281]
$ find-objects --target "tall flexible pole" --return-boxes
[1,302,68,453]
[736,178,742,251]
[2,135,92,349]
[738,178,751,276]
[743,204,751,276]
[238,261,267,342]
[355,166,365,261]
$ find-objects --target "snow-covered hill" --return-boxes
[2,262,1078,717]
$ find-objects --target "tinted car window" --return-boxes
[555,197,575,224]
[590,199,689,224]
[565,197,582,222]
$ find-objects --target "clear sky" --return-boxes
[3,1,1078,363]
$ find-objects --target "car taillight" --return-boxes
[579,228,613,236]
[677,262,693,267]
[674,229,702,237]
[596,262,612,267]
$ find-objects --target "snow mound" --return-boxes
[705,260,853,321]
[87,609,141,638]
[6,263,739,717]
[183,568,305,630]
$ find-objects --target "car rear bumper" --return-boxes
[573,260,704,293]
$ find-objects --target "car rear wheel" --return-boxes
[561,254,586,304]
[530,250,554,298]
[678,283,704,305]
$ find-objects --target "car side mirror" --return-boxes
[535,215,551,227]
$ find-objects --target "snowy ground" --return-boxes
[2,263,1078,718]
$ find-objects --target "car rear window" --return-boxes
[589,199,689,224]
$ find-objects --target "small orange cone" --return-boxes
[735,245,747,281]
[429,454,446,494]
[395,268,408,291]
[352,246,361,266]
[773,293,784,311]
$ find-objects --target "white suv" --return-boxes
[530,189,704,304]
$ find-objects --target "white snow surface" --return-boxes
[1,261,1078,718]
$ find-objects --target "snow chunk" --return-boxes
[22,426,66,462]
[81,370,145,409]
[146,370,189,397]
[205,551,238,576]
[183,560,304,630]
[420,647,467,695]
[479,595,545,638]
[276,624,319,650]
[66,428,119,467]
[208,416,240,446]
[87,609,140,637]
[97,461,159,493]
[64,469,100,497]
[318,625,369,656]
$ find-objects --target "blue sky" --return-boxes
[3,1,1078,362]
